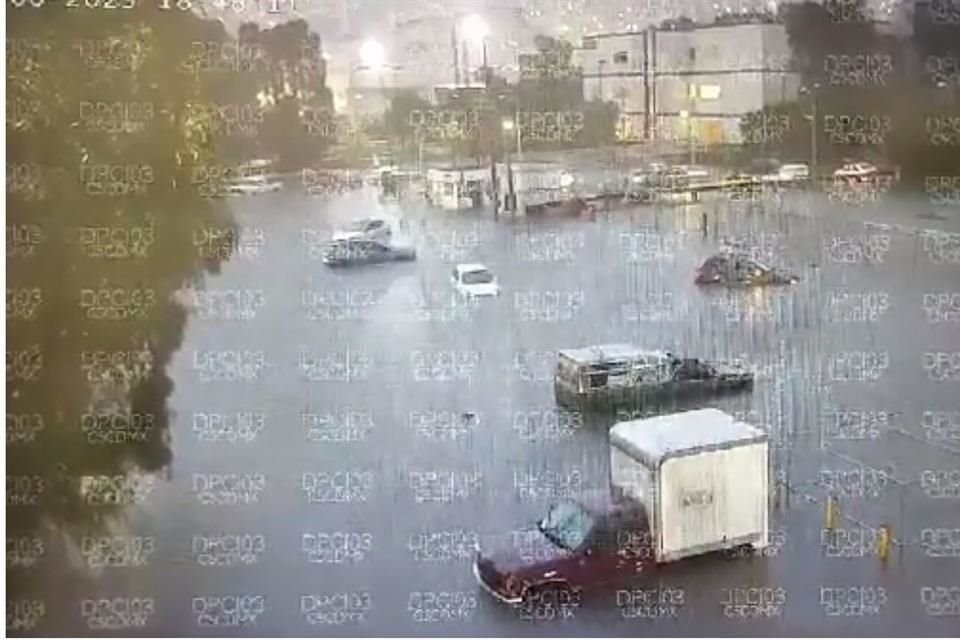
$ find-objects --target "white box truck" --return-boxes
[609,408,770,563]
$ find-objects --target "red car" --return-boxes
[472,491,652,605]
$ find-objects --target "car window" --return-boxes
[538,501,595,551]
[462,270,493,285]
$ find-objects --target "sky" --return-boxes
[212,0,909,44]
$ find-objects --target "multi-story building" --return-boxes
[577,18,800,145]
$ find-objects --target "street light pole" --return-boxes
[502,119,516,213]
[482,36,488,86]
[811,86,818,183]
[598,59,607,101]
[515,108,521,157]
[800,82,821,185]
[688,84,696,165]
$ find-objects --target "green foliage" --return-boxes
[755,0,960,187]
[4,6,291,586]
[385,89,432,146]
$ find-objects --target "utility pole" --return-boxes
[452,24,460,86]
[482,37,488,86]
[643,29,650,140]
[811,88,818,184]
[800,82,821,186]
[502,119,516,214]
[598,59,607,101]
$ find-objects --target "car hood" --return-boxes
[478,528,573,576]
[332,231,363,241]
[460,282,499,296]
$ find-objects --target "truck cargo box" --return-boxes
[609,408,770,563]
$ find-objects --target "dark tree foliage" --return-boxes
[4,4,301,599]
[739,0,960,187]
[237,19,334,169]
[385,89,432,148]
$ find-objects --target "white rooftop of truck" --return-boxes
[558,343,672,366]
[610,408,767,467]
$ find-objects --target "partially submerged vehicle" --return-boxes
[473,409,771,606]
[226,175,283,195]
[695,252,799,287]
[554,344,752,410]
[452,264,500,298]
[321,239,416,267]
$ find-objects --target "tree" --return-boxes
[778,0,960,187]
[385,89,432,147]
[6,4,255,603]
[237,19,333,169]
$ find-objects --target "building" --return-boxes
[577,18,799,145]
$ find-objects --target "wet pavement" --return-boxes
[7,183,960,636]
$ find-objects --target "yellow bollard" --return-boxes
[877,524,891,562]
[826,495,839,530]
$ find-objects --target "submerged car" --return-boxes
[321,239,415,267]
[695,252,799,287]
[473,491,651,605]
[332,218,391,244]
[833,162,877,182]
[226,175,283,195]
[452,264,500,297]
[554,344,753,410]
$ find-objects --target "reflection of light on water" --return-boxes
[746,286,767,316]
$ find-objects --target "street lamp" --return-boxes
[359,37,385,69]
[501,118,517,213]
[359,37,387,113]
[598,59,607,101]
[462,13,490,86]
[799,82,821,183]
[679,108,693,164]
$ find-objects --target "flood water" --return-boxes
[7,184,960,636]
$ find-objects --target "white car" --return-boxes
[226,175,283,195]
[332,218,391,244]
[761,163,809,184]
[778,163,809,181]
[452,264,500,297]
[833,162,877,181]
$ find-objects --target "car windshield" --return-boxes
[462,270,493,284]
[538,501,595,551]
[702,256,728,271]
[346,220,373,231]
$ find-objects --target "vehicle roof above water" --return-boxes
[558,343,672,366]
[455,263,492,274]
[344,218,384,229]
[610,408,768,467]
[703,251,769,267]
